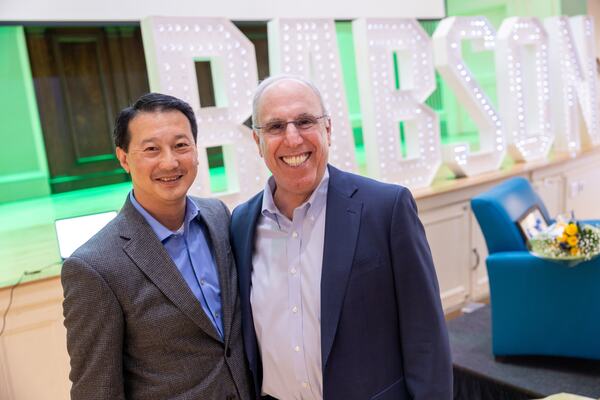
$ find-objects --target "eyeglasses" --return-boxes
[254,115,328,137]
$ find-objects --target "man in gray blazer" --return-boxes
[61,93,252,400]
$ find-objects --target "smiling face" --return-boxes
[116,110,198,219]
[254,79,331,211]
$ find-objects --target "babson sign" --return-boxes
[140,16,600,204]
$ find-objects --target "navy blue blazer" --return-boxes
[230,165,452,400]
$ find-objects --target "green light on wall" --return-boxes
[206,145,227,193]
[0,26,50,203]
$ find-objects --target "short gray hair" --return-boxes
[251,74,329,128]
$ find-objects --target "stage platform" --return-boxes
[447,306,600,399]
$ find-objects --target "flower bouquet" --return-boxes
[529,213,600,266]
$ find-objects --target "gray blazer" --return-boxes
[62,196,253,400]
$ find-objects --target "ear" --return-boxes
[116,147,130,173]
[325,118,332,146]
[253,131,263,158]
[192,143,199,166]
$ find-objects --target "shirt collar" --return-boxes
[261,168,330,221]
[129,191,200,242]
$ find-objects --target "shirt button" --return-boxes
[200,279,206,285]
[302,382,309,388]
[292,306,298,313]
[294,345,300,352]
[290,268,297,275]
[215,313,219,319]
[292,231,298,238]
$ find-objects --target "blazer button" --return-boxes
[225,348,232,357]
[226,395,236,400]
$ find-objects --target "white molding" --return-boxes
[0,0,445,22]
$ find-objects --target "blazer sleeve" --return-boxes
[62,256,126,400]
[389,187,453,399]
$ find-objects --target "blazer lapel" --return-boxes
[196,201,235,345]
[321,166,362,369]
[119,199,222,343]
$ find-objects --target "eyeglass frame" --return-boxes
[252,114,329,137]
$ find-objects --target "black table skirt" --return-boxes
[448,306,600,399]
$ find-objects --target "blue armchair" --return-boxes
[471,176,600,360]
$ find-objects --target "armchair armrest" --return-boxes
[581,219,600,226]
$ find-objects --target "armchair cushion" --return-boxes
[487,252,600,360]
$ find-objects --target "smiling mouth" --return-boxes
[281,152,310,167]
[155,175,183,183]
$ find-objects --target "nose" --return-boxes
[283,123,303,147]
[159,148,179,169]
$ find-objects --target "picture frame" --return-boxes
[517,205,549,243]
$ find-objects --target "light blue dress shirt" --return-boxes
[130,192,224,339]
[251,170,329,400]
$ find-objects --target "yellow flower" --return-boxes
[557,234,568,243]
[565,223,578,236]
[567,236,578,246]
[570,247,580,256]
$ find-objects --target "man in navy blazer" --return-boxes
[230,75,452,400]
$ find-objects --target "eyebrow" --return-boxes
[265,112,316,122]
[137,134,192,145]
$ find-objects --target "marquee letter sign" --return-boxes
[138,15,600,200]
[353,18,441,188]
[268,18,358,171]
[141,16,267,207]
[433,16,505,177]
[545,16,600,152]
[495,17,554,162]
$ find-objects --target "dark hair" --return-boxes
[113,92,198,151]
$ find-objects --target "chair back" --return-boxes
[471,177,551,254]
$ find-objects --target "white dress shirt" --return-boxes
[251,170,329,400]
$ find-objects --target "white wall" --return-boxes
[0,0,445,22]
